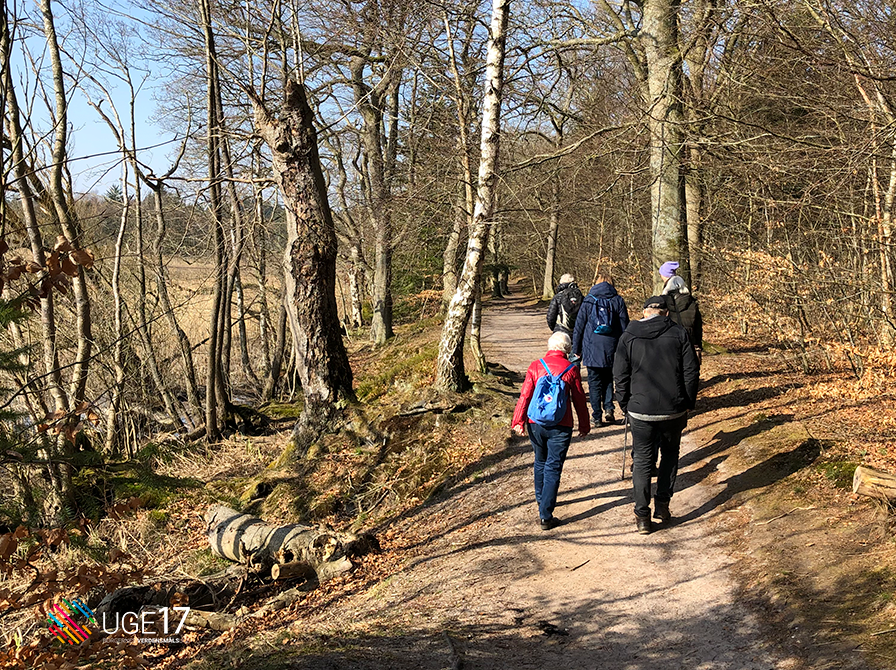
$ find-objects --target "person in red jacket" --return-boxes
[512,332,591,530]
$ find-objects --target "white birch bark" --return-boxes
[436,0,510,392]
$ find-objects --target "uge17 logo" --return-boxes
[46,597,97,645]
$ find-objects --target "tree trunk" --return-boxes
[104,165,130,455]
[681,0,712,292]
[436,0,510,392]
[133,176,184,430]
[40,0,93,408]
[149,184,203,425]
[542,168,560,300]
[348,244,365,329]
[685,144,704,291]
[470,282,487,373]
[642,0,685,294]
[255,230,273,377]
[262,298,288,401]
[350,53,397,346]
[442,201,465,310]
[879,141,896,345]
[252,79,354,437]
[201,0,225,441]
[443,11,476,311]
[1,10,68,416]
[217,86,259,389]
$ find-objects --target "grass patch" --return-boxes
[815,460,858,489]
[96,461,203,509]
[355,342,438,402]
[261,400,304,420]
[703,341,729,355]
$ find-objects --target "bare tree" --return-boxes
[252,79,354,436]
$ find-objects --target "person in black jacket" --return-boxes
[660,262,703,364]
[546,274,584,335]
[613,296,700,535]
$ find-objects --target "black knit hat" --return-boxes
[643,295,668,310]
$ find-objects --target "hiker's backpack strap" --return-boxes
[539,358,552,376]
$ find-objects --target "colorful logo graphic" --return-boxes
[46,597,97,645]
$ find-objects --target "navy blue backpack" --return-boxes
[527,359,576,426]
[592,298,613,335]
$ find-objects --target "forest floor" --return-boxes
[8,284,896,669]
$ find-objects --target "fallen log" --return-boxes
[92,570,246,638]
[183,609,237,632]
[205,505,376,581]
[270,561,316,581]
[853,465,896,502]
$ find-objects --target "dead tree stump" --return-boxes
[853,465,896,502]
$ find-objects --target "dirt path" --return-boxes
[305,291,839,669]
[416,290,799,669]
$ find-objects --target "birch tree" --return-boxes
[436,0,510,392]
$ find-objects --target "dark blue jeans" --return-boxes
[527,422,573,522]
[587,366,615,420]
[629,415,687,518]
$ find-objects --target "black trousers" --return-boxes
[629,414,687,518]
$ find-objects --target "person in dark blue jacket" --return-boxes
[572,273,630,426]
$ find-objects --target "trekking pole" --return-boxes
[621,415,629,481]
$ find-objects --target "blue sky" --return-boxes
[8,0,178,195]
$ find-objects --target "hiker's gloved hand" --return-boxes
[578,427,590,437]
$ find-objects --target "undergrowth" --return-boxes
[0,315,517,667]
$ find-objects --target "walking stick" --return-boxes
[621,415,629,481]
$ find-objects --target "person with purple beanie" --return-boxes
[658,261,703,362]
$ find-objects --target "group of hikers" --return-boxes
[511,262,703,535]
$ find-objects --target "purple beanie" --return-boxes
[659,261,679,278]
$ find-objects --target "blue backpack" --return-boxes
[527,359,576,426]
[592,298,613,335]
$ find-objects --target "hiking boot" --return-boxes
[604,412,617,426]
[540,517,561,531]
[653,501,671,523]
[635,515,652,535]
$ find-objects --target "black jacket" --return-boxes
[665,290,703,349]
[546,282,584,334]
[613,316,700,417]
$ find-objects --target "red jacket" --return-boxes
[511,351,590,432]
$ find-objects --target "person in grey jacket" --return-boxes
[546,274,584,335]
[613,295,699,535]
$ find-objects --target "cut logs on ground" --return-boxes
[204,505,378,582]
[853,465,896,502]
